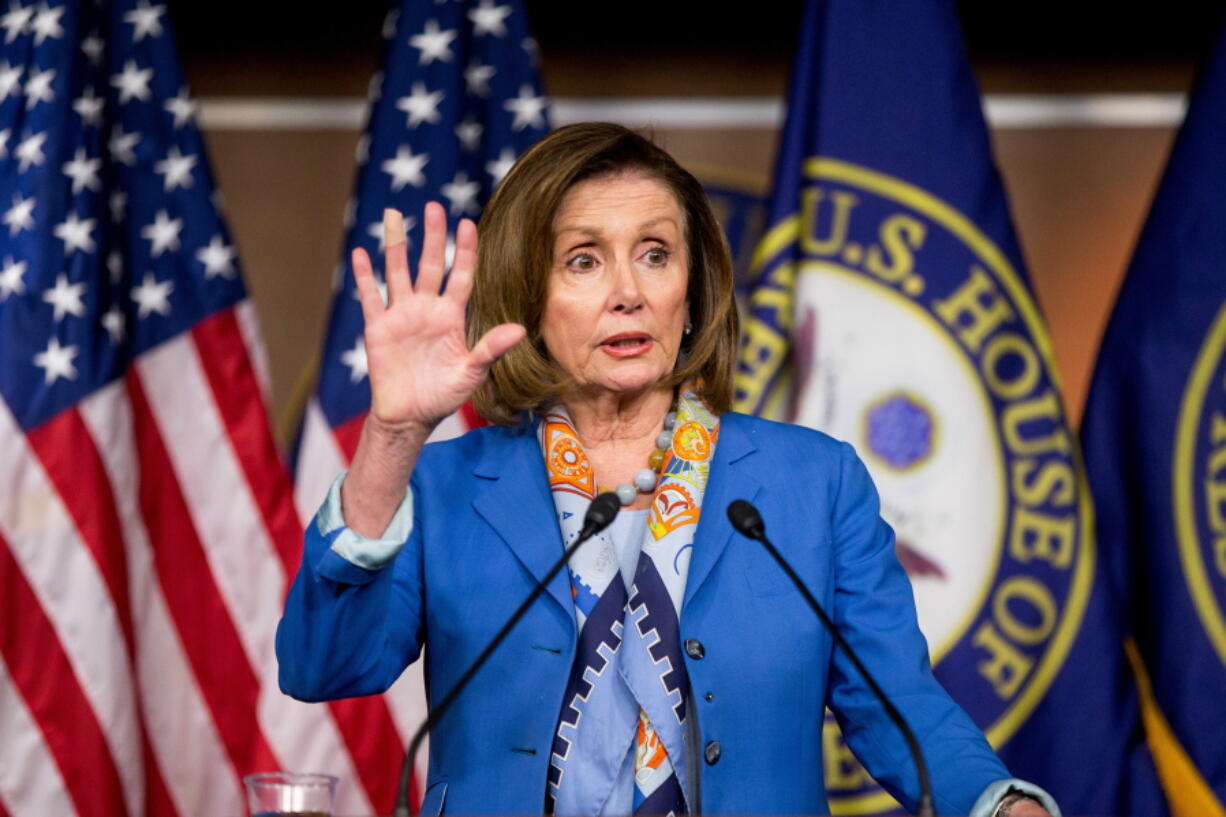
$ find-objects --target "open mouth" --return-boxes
[600,333,653,356]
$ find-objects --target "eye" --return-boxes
[643,246,670,267]
[566,252,597,272]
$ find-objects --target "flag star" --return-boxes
[164,86,197,128]
[441,171,480,216]
[100,305,125,343]
[0,61,21,100]
[0,255,26,300]
[154,146,197,191]
[53,211,97,255]
[141,210,182,257]
[366,214,415,252]
[354,134,370,164]
[486,147,517,186]
[465,60,495,97]
[342,198,356,229]
[111,59,152,104]
[0,3,33,43]
[468,0,511,36]
[367,71,383,102]
[381,8,398,38]
[109,125,139,165]
[106,250,123,283]
[195,234,236,278]
[62,147,102,194]
[395,82,443,128]
[14,130,46,172]
[340,336,368,383]
[0,127,7,158]
[455,118,482,151]
[381,145,429,191]
[80,33,104,64]
[504,85,547,131]
[23,66,54,109]
[409,18,456,65]
[123,0,164,40]
[72,86,105,125]
[29,2,64,45]
[109,191,126,223]
[131,272,173,318]
[33,337,79,384]
[42,273,86,321]
[4,193,34,235]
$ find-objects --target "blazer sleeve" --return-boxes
[275,472,425,702]
[824,440,1013,816]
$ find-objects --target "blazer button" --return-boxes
[704,741,721,765]
[685,638,705,659]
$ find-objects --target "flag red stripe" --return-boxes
[0,531,127,817]
[192,309,303,574]
[126,370,279,778]
[26,410,136,649]
[26,410,184,817]
[459,401,488,430]
[333,411,365,462]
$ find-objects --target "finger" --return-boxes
[415,201,447,296]
[470,323,527,370]
[444,217,477,307]
[383,208,412,305]
[351,247,386,322]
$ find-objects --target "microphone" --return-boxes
[726,499,937,817]
[393,491,622,817]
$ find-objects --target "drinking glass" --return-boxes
[242,772,338,817]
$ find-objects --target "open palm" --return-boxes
[352,202,525,433]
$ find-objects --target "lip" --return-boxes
[598,332,653,358]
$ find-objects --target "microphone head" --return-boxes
[727,499,766,539]
[584,492,622,534]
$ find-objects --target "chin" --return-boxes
[593,364,672,395]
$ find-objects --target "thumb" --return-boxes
[470,323,527,370]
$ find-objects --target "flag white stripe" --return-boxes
[135,337,373,816]
[79,381,245,817]
[0,402,143,817]
[236,300,273,405]
[293,399,346,525]
[0,657,78,817]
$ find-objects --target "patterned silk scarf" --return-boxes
[543,387,720,817]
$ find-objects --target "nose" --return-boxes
[607,256,645,314]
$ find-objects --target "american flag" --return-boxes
[0,2,417,816]
[293,0,550,524]
[292,4,549,806]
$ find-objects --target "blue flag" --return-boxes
[735,1,1166,813]
[1082,23,1226,817]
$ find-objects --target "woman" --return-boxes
[277,123,1056,817]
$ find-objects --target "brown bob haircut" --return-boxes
[467,122,740,425]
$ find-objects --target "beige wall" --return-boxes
[200,118,1176,441]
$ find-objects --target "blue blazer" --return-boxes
[277,412,1011,815]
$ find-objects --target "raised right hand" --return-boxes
[352,202,526,436]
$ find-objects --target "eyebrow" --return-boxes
[554,215,680,239]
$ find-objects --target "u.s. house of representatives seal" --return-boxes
[736,159,1095,814]
[1175,301,1226,673]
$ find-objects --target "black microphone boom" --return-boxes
[726,499,937,817]
[393,491,622,817]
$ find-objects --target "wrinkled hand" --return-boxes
[352,202,526,435]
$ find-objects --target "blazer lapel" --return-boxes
[471,422,575,627]
[683,413,761,611]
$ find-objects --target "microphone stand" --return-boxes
[727,499,937,817]
[392,492,622,817]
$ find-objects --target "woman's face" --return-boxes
[541,172,690,400]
